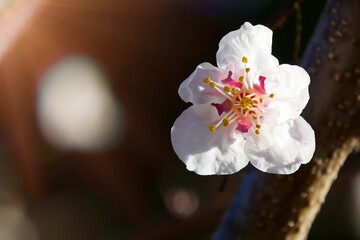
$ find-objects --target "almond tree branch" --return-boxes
[214,0,360,239]
[266,0,304,30]
[292,3,302,63]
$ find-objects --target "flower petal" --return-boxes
[216,22,279,73]
[244,117,315,174]
[265,64,310,123]
[236,118,252,133]
[178,62,228,105]
[171,104,249,175]
[221,71,243,88]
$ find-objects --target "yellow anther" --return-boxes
[231,88,237,94]
[239,76,245,83]
[223,118,230,127]
[255,129,261,135]
[242,56,248,63]
[253,115,258,120]
[224,86,231,92]
[256,124,261,129]
[240,97,253,110]
[203,76,211,83]
[269,93,275,98]
[259,98,264,103]
[245,68,250,73]
[209,82,216,88]
[208,124,216,132]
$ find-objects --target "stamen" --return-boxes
[214,87,233,100]
[242,78,249,89]
[238,97,254,111]
[243,109,249,117]
[212,110,237,129]
[226,112,238,125]
[208,124,216,132]
[206,80,234,100]
[202,57,268,137]
[221,110,237,126]
[223,118,230,127]
[244,70,253,89]
[203,76,211,83]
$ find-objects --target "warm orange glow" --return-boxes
[0,0,41,61]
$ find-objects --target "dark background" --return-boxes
[0,0,358,239]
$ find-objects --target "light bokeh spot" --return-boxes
[37,55,125,151]
[164,188,199,218]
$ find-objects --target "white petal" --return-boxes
[216,22,279,73]
[178,63,228,105]
[171,104,249,175]
[245,117,315,174]
[265,64,310,123]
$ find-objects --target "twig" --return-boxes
[266,0,305,30]
[292,2,302,63]
[218,176,229,192]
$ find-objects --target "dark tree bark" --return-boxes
[214,0,360,239]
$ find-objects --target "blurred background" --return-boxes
[0,0,359,239]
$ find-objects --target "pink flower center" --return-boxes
[204,56,274,135]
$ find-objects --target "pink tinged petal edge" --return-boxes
[221,71,243,88]
[178,62,227,105]
[244,116,315,174]
[212,100,232,116]
[236,118,252,133]
[253,75,266,94]
[264,64,311,123]
[258,75,266,89]
[171,104,249,175]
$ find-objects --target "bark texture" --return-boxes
[214,0,360,239]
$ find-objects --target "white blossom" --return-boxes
[171,22,315,175]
